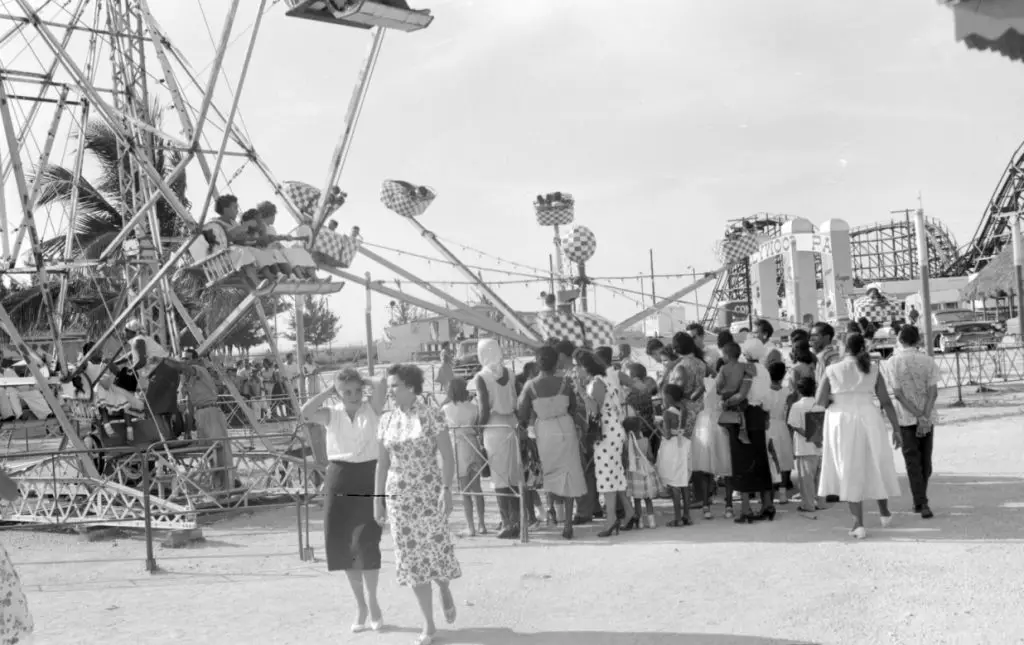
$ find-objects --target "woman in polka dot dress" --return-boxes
[574,351,627,538]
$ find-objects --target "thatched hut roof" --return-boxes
[962,245,1018,300]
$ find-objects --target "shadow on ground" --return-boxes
[433,628,816,644]
[476,473,1024,547]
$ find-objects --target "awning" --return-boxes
[942,0,1024,63]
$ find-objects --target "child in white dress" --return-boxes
[441,379,487,537]
[765,362,795,504]
[656,384,692,527]
[691,372,731,519]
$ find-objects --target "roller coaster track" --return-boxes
[944,138,1024,276]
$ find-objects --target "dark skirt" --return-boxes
[728,405,774,494]
[324,460,382,571]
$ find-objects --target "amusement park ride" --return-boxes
[0,0,1020,538]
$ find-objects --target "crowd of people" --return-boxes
[309,317,941,642]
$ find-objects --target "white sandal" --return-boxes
[415,633,435,645]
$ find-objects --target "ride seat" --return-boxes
[284,0,433,32]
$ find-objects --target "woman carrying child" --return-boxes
[441,378,488,537]
[722,339,776,523]
[517,346,587,540]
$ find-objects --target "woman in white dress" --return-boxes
[816,333,903,539]
[473,339,522,540]
[300,369,387,634]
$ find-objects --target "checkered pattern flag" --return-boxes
[312,230,361,268]
[281,181,347,224]
[380,180,436,218]
[562,224,596,264]
[534,194,575,226]
[852,296,900,324]
[714,234,758,265]
[534,311,614,349]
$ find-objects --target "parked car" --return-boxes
[931,309,1003,352]
[451,338,482,380]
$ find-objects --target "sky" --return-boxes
[5,0,1024,347]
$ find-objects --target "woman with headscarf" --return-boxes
[723,338,776,523]
[473,339,522,539]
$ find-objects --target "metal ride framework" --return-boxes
[0,0,444,533]
[698,212,962,330]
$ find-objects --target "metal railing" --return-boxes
[931,344,1024,405]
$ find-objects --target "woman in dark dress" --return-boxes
[724,338,776,523]
[301,368,387,633]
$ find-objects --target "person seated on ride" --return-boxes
[241,208,292,278]
[200,194,279,282]
[96,367,145,446]
[256,201,318,279]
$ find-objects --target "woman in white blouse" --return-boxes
[301,368,386,634]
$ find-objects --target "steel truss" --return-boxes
[849,216,958,284]
[0,0,335,531]
[947,138,1024,276]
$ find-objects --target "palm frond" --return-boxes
[38,205,123,258]
[33,164,120,220]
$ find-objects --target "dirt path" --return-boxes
[8,388,1024,645]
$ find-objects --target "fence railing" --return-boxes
[929,344,1024,404]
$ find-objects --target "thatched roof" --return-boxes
[962,244,1018,300]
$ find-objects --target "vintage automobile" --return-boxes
[931,309,1003,352]
[451,338,483,380]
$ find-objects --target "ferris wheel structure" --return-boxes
[0,0,441,533]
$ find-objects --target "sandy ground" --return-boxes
[5,386,1024,645]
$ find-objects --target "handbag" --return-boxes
[718,409,743,426]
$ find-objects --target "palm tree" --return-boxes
[2,101,192,337]
[34,101,188,260]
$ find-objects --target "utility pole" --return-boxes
[915,195,934,356]
[649,248,656,307]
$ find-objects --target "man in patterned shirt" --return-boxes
[882,325,939,519]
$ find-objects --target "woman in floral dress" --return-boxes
[0,469,33,644]
[374,364,461,645]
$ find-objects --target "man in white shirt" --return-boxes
[754,319,782,366]
[280,352,301,411]
[881,325,939,519]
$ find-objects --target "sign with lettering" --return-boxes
[749,233,833,264]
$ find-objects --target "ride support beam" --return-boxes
[309,26,386,244]
[357,247,538,347]
[323,267,544,349]
[403,219,544,343]
[0,302,100,479]
[615,269,724,333]
[0,81,70,378]
[13,0,223,229]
